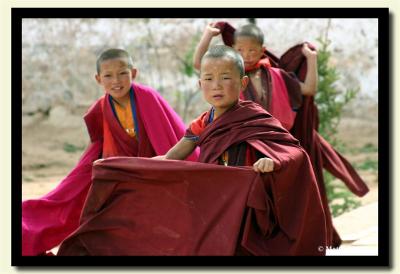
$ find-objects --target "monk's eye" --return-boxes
[120,71,128,75]
[104,74,111,78]
[204,78,212,81]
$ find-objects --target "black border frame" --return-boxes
[12,7,390,268]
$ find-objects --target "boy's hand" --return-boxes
[152,155,167,160]
[302,43,317,59]
[253,157,274,173]
[204,22,221,38]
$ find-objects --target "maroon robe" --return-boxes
[216,21,369,246]
[57,101,327,256]
[280,44,369,246]
[22,82,197,256]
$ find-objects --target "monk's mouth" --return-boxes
[112,87,124,91]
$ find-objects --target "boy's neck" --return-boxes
[112,94,131,108]
[245,57,271,73]
[213,101,238,120]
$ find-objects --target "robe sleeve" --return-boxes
[184,127,199,142]
[279,69,303,111]
[83,97,104,143]
[183,111,210,143]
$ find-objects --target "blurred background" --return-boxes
[21,18,378,217]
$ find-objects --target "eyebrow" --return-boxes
[203,71,232,74]
[102,67,129,73]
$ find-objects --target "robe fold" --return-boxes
[216,21,369,246]
[280,44,369,246]
[57,101,327,256]
[22,82,197,256]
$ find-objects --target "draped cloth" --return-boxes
[280,44,369,246]
[57,101,327,256]
[216,21,369,246]
[22,82,198,256]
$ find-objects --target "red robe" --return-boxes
[57,101,327,256]
[216,21,369,246]
[22,82,198,256]
[215,21,301,131]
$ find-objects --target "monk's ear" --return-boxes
[95,74,101,85]
[262,45,266,52]
[130,68,137,80]
[241,75,249,90]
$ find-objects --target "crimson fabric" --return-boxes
[274,44,368,194]
[57,101,327,256]
[239,67,302,121]
[22,82,197,256]
[22,142,102,257]
[267,67,299,130]
[101,93,153,158]
[57,158,260,256]
[217,21,369,246]
[197,101,327,255]
[279,43,369,246]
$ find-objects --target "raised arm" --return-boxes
[299,43,318,96]
[193,23,221,70]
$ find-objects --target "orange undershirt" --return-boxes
[113,99,136,138]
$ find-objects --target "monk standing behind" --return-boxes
[22,48,197,256]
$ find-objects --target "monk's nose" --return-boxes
[111,77,120,84]
[211,79,222,89]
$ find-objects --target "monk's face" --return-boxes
[199,57,248,116]
[233,36,265,69]
[95,58,137,104]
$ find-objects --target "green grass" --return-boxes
[30,163,47,169]
[325,172,362,217]
[356,158,378,171]
[63,142,85,153]
[22,176,34,182]
[358,143,378,153]
[344,142,378,155]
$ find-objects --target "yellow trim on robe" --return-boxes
[113,99,136,138]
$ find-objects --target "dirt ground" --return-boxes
[21,113,379,208]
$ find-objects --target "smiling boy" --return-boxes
[22,48,197,256]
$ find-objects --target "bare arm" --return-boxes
[162,138,196,160]
[193,23,221,70]
[299,43,318,96]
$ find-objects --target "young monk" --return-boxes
[57,45,327,256]
[22,48,197,256]
[193,22,317,131]
[193,21,369,247]
[159,45,273,171]
[158,45,327,255]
